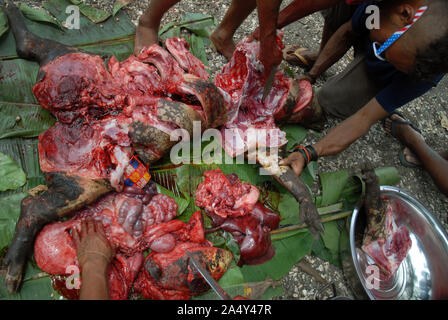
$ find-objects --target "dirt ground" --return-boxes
[22,0,448,300]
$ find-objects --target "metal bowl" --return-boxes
[348,186,448,300]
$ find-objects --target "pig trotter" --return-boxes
[361,163,386,243]
[275,168,323,239]
[2,173,112,293]
[4,0,77,65]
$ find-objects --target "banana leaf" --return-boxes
[0,104,55,139]
[319,170,349,207]
[0,138,45,193]
[158,12,215,66]
[113,0,133,16]
[180,12,215,39]
[0,192,26,249]
[0,152,26,191]
[67,0,111,24]
[19,3,64,30]
[0,7,9,38]
[0,260,63,300]
[281,124,308,152]
[0,0,136,60]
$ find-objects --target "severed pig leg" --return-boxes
[360,163,412,279]
[254,150,324,239]
[361,163,386,244]
[4,1,78,66]
[3,173,112,293]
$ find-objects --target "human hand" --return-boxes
[73,218,113,269]
[279,151,306,176]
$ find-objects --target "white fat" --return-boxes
[255,151,288,176]
[110,146,132,191]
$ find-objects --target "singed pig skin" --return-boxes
[3,172,112,294]
[3,0,228,293]
[360,164,412,279]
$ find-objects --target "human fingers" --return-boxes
[290,159,304,176]
[72,227,81,247]
[80,219,87,236]
[86,217,96,235]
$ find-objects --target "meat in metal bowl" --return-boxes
[349,186,448,300]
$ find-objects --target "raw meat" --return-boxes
[4,0,231,294]
[165,37,210,80]
[362,200,412,279]
[34,185,232,300]
[194,169,260,218]
[33,41,227,191]
[361,165,412,280]
[214,32,313,157]
[195,169,280,265]
[33,182,175,270]
[134,241,233,300]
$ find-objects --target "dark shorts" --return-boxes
[321,1,358,32]
[316,53,385,119]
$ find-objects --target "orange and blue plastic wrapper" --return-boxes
[124,155,151,189]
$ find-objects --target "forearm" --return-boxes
[80,260,109,300]
[314,115,369,157]
[309,22,355,78]
[256,0,282,49]
[277,0,341,29]
[313,99,389,157]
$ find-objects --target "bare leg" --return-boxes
[385,114,448,196]
[135,0,181,54]
[285,20,335,68]
[277,0,341,29]
[210,0,257,60]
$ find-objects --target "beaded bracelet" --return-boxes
[294,145,318,167]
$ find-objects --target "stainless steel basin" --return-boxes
[348,186,448,300]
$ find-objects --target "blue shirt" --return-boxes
[351,3,444,113]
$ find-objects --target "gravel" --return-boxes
[18,0,448,300]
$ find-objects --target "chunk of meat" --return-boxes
[195,169,260,218]
[134,243,233,300]
[195,170,280,265]
[33,40,227,190]
[165,37,209,80]
[214,32,314,157]
[38,118,133,189]
[361,165,412,280]
[33,182,177,273]
[213,33,288,157]
[33,190,233,300]
[108,253,144,300]
[208,202,280,265]
[362,201,412,279]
